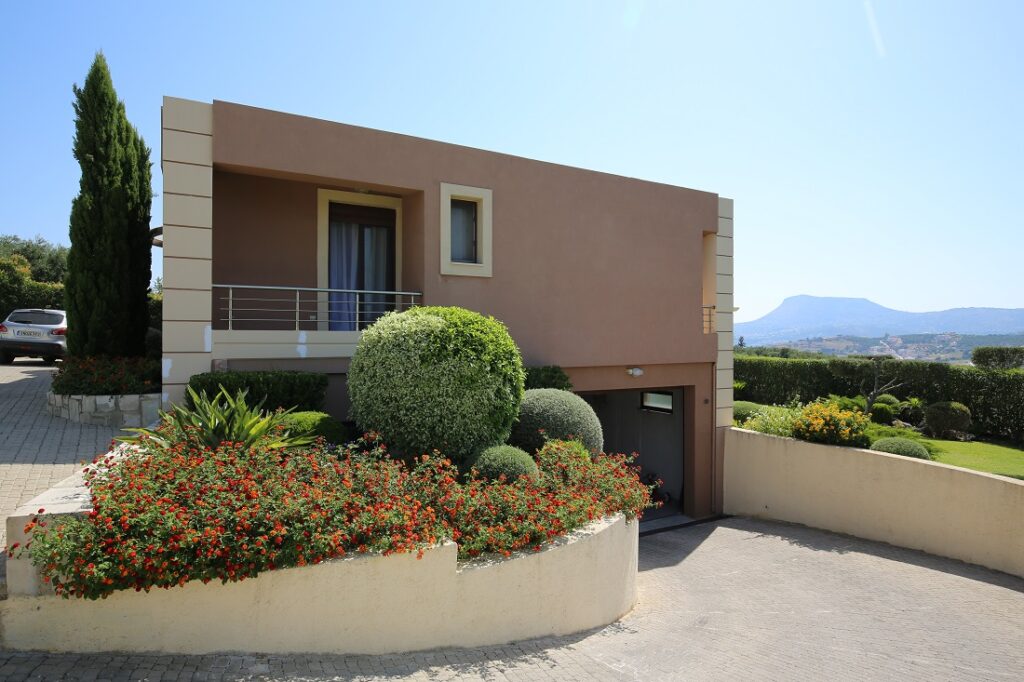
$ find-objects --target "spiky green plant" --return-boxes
[121,385,314,450]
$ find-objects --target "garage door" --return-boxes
[584,388,684,520]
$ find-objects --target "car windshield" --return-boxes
[7,311,63,325]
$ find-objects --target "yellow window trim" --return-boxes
[315,189,403,331]
[440,182,492,278]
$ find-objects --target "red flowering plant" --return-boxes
[17,431,656,600]
[50,356,160,395]
[444,439,656,559]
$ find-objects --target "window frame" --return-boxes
[641,391,674,413]
[316,189,403,332]
[440,182,492,277]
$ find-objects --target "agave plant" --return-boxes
[121,385,315,450]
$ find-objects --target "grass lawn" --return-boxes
[927,438,1024,480]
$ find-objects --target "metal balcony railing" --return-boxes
[702,304,716,334]
[212,284,422,332]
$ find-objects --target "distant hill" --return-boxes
[756,332,1024,364]
[735,296,1024,346]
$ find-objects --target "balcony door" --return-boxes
[328,202,396,331]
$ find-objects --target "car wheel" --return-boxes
[43,357,58,366]
[0,353,13,365]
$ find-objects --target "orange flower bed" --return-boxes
[16,436,653,600]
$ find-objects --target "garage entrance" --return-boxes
[583,388,687,522]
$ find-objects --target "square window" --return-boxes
[441,182,492,277]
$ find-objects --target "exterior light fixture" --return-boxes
[626,367,644,377]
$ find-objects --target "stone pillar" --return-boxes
[715,197,735,429]
[161,97,214,408]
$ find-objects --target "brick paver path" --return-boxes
[0,361,119,577]
[2,517,1023,680]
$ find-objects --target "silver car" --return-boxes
[0,309,67,365]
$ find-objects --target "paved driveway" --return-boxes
[2,517,1023,680]
[0,360,119,565]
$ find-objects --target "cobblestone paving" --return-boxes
[2,518,1023,680]
[0,361,120,574]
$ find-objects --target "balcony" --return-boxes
[209,284,422,362]
[213,284,422,331]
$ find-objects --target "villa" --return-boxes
[159,97,736,521]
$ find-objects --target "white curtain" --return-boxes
[362,225,391,326]
[328,221,359,331]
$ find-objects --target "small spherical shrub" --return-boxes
[348,306,525,463]
[792,402,870,448]
[869,402,895,425]
[871,437,931,460]
[281,411,351,444]
[468,445,538,482]
[509,388,603,454]
[924,401,971,438]
[874,393,900,407]
[733,401,765,424]
[525,365,573,391]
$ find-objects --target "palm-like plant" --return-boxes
[122,385,315,450]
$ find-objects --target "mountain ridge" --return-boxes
[735,295,1024,345]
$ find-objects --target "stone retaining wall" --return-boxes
[47,391,161,428]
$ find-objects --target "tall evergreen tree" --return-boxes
[66,53,152,357]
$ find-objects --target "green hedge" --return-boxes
[525,365,573,391]
[186,371,327,412]
[735,356,1024,443]
[972,346,1024,370]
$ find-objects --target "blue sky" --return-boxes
[1,1,1021,322]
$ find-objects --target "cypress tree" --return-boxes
[66,53,152,357]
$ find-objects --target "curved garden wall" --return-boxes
[0,514,637,654]
[724,427,1024,578]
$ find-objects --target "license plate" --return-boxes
[15,330,41,337]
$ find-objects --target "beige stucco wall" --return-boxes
[0,515,637,655]
[724,428,1024,578]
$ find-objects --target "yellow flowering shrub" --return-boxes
[791,402,870,448]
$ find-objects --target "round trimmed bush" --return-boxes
[871,437,931,460]
[281,411,351,444]
[348,306,525,463]
[869,402,895,424]
[924,401,971,437]
[733,401,763,424]
[874,393,900,407]
[468,444,538,482]
[509,388,603,454]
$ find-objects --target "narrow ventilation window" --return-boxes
[641,392,673,413]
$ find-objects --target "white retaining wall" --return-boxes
[725,427,1024,578]
[1,510,637,654]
